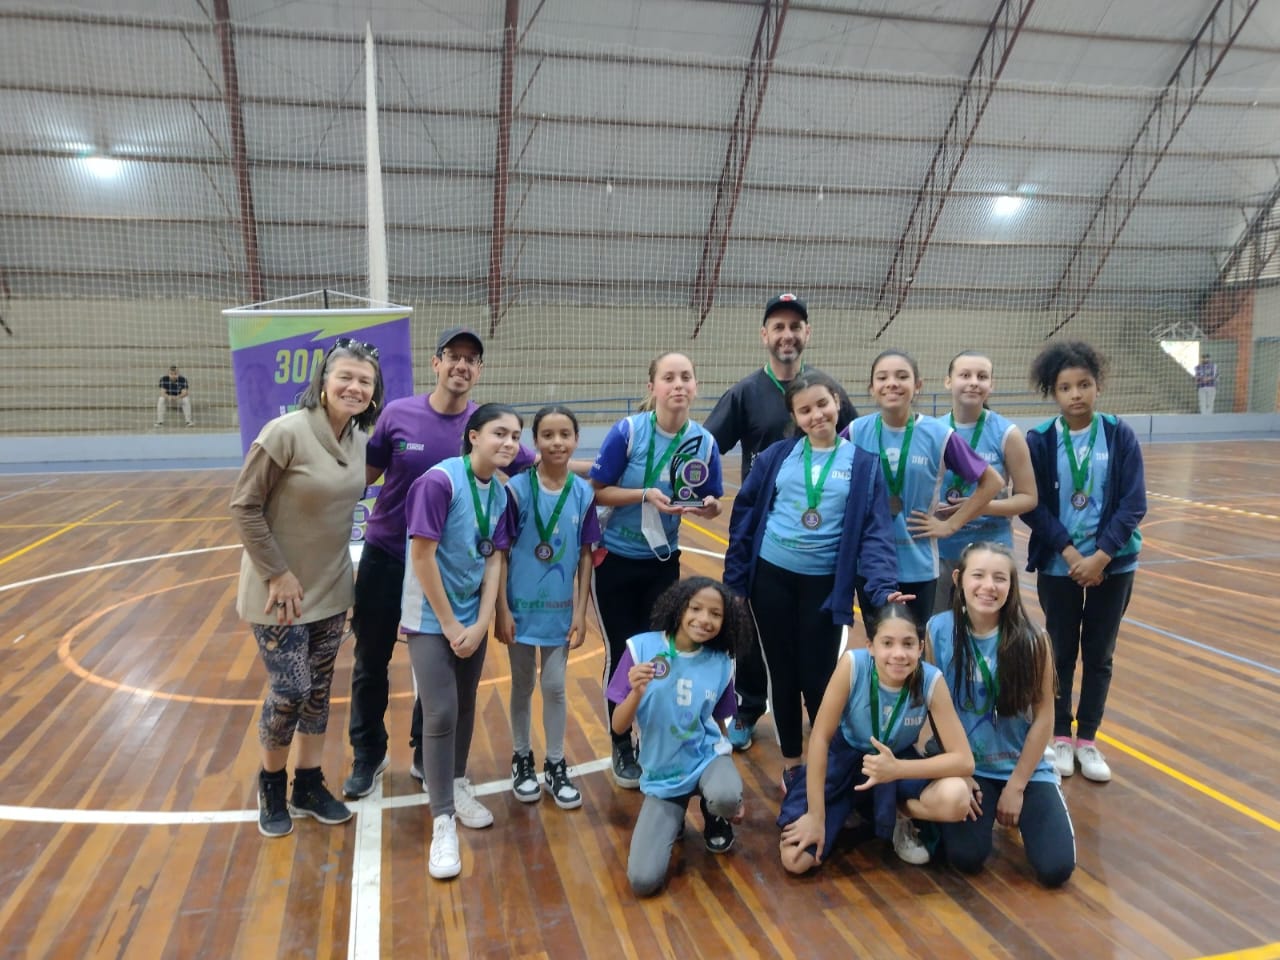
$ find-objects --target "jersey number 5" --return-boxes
[675,678,693,707]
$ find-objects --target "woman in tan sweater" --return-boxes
[230,338,383,838]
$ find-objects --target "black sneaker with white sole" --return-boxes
[288,767,353,825]
[543,758,582,810]
[700,797,734,854]
[257,768,293,838]
[512,751,541,803]
[342,755,389,799]
[611,741,642,790]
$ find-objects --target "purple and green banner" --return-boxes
[224,301,414,542]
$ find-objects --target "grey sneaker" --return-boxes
[611,741,641,789]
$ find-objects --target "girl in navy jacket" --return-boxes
[1022,341,1146,785]
[725,371,906,790]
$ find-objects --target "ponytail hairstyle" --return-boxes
[949,541,1053,717]
[947,349,993,411]
[867,601,926,706]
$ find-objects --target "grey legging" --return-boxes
[507,643,569,763]
[405,631,488,817]
[627,754,742,897]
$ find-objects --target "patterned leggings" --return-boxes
[254,611,347,750]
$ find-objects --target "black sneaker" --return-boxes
[700,797,734,854]
[289,767,353,825]
[543,758,582,810]
[611,741,642,790]
[258,768,292,838]
[512,751,541,803]
[342,756,389,799]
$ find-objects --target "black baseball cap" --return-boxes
[764,293,808,324]
[435,326,484,357]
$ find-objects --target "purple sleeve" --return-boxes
[712,677,738,721]
[839,423,852,442]
[579,492,602,545]
[499,488,521,545]
[491,487,512,550]
[606,649,637,704]
[404,469,453,542]
[943,432,989,483]
[508,443,537,475]
[589,419,632,485]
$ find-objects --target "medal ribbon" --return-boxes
[643,414,689,489]
[763,362,803,395]
[966,628,998,717]
[947,410,987,495]
[802,436,842,513]
[869,661,911,745]
[463,454,497,541]
[1061,414,1098,498]
[531,469,574,546]
[875,414,916,502]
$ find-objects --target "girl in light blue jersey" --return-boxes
[401,403,521,881]
[778,603,973,874]
[845,350,1003,625]
[590,352,724,790]
[928,542,1075,887]
[606,577,751,896]
[496,405,600,810]
[931,351,1038,613]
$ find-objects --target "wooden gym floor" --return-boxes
[0,440,1278,960]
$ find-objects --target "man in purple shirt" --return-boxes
[343,326,535,798]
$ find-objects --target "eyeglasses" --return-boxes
[331,337,380,359]
[438,350,482,368]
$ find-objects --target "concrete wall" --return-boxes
[0,296,1200,435]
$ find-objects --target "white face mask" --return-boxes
[640,500,672,560]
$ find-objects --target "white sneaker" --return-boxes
[453,777,494,829]
[1076,743,1112,782]
[1052,739,1076,778]
[1043,744,1057,765]
[892,814,930,865]
[429,814,461,880]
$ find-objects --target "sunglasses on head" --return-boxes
[330,336,380,359]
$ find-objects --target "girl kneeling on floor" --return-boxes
[778,603,973,873]
[606,576,751,896]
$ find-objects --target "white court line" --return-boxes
[0,478,58,502]
[349,773,386,960]
[0,544,239,593]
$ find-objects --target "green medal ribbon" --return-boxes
[531,470,575,547]
[802,437,842,513]
[642,414,689,489]
[966,628,998,718]
[869,661,911,745]
[1061,414,1098,497]
[947,410,987,495]
[463,454,497,541]
[763,362,803,395]
[875,414,916,502]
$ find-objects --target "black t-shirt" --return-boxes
[160,375,189,396]
[704,366,857,483]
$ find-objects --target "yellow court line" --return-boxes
[1189,943,1280,960]
[0,517,225,529]
[1148,491,1280,522]
[1097,732,1280,834]
[0,501,121,568]
[682,518,728,547]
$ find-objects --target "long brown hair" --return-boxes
[949,541,1053,717]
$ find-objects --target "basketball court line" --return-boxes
[0,478,58,503]
[0,500,120,568]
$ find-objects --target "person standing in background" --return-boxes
[1194,352,1218,414]
[704,293,857,752]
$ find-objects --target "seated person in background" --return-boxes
[156,365,192,427]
